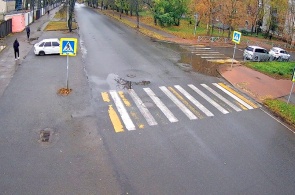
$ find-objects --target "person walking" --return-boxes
[25,25,30,41]
[13,39,20,60]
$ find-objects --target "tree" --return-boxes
[68,0,76,32]
[193,0,221,35]
[285,0,295,43]
[152,0,190,26]
[218,0,245,38]
[244,0,263,35]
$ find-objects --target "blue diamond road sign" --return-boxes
[232,31,241,44]
[60,38,77,56]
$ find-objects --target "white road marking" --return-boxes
[213,83,254,109]
[174,85,214,117]
[191,51,219,54]
[109,90,136,130]
[201,56,229,59]
[195,53,224,56]
[160,86,197,120]
[192,48,211,50]
[201,84,242,112]
[128,89,158,126]
[144,88,178,123]
[207,59,231,62]
[188,84,229,114]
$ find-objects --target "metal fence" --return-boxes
[198,35,295,50]
[0,19,12,38]
[197,36,230,43]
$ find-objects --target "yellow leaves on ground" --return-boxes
[45,21,77,31]
[57,88,72,96]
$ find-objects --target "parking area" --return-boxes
[214,45,295,62]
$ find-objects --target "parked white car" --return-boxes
[34,38,60,56]
[269,47,290,61]
[243,46,270,62]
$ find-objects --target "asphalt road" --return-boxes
[0,3,295,194]
[75,4,295,195]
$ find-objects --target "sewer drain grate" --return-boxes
[40,130,51,142]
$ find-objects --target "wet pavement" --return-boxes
[0,7,61,98]
[97,8,295,105]
[1,6,295,105]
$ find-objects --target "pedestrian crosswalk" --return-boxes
[180,45,238,63]
[101,83,259,133]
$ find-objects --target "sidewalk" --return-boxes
[0,6,61,98]
[99,8,295,104]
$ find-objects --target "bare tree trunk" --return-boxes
[135,0,139,28]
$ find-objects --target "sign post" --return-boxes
[231,31,241,70]
[287,67,295,104]
[60,38,77,89]
[193,14,198,37]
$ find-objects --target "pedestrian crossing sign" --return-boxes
[60,38,77,56]
[292,67,295,82]
[232,31,241,44]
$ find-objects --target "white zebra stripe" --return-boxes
[159,86,197,120]
[191,51,219,54]
[109,90,136,130]
[128,89,158,126]
[192,48,211,50]
[213,83,254,110]
[188,84,229,114]
[201,84,242,112]
[195,53,224,56]
[174,85,214,117]
[144,88,178,123]
[201,56,229,59]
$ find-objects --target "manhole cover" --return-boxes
[40,130,50,142]
[127,74,136,78]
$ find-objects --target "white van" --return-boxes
[34,38,60,56]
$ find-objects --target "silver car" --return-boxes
[269,47,290,61]
[243,46,270,62]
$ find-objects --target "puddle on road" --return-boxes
[107,73,151,90]
[88,42,221,92]
[179,52,221,77]
[156,41,221,77]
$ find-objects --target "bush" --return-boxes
[157,13,174,26]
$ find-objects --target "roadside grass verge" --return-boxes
[244,61,295,79]
[45,5,77,31]
[100,11,165,40]
[264,98,295,128]
[138,14,228,39]
[45,21,77,31]
[54,6,67,19]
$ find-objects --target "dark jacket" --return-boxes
[13,39,19,50]
[26,26,30,33]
